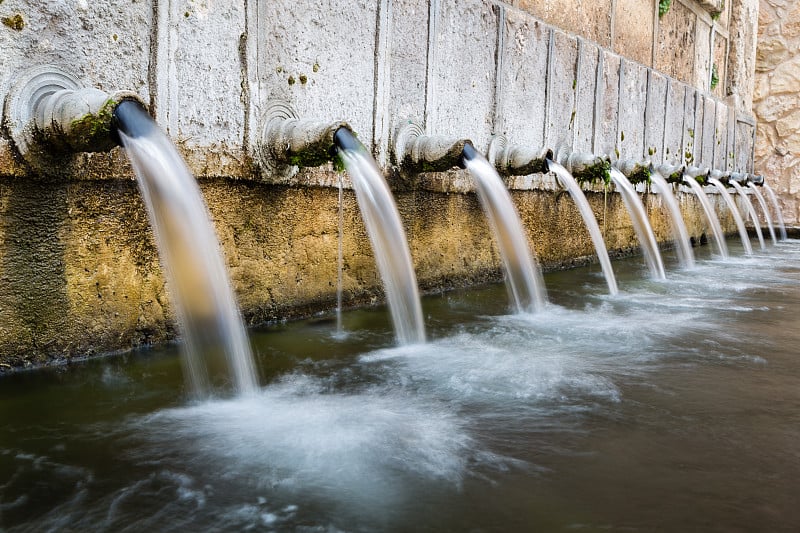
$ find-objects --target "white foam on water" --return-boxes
[126,375,484,519]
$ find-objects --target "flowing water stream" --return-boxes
[113,101,257,397]
[764,182,788,240]
[4,238,800,531]
[650,171,695,269]
[462,144,547,312]
[332,128,425,344]
[548,160,618,294]
[683,175,729,258]
[749,183,778,245]
[708,177,753,255]
[609,168,666,279]
[730,180,766,250]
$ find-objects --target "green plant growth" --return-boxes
[658,0,671,17]
[573,159,612,187]
[68,98,118,152]
[626,164,651,185]
[710,64,719,90]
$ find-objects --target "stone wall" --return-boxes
[754,0,800,223]
[0,0,759,369]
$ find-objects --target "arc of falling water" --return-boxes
[763,182,788,241]
[114,100,258,397]
[609,168,666,280]
[729,181,766,250]
[650,171,696,269]
[547,160,619,295]
[333,128,426,344]
[461,144,547,313]
[708,177,753,255]
[682,175,729,259]
[747,183,777,245]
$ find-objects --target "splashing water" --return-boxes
[548,160,618,294]
[462,144,547,312]
[708,177,753,255]
[650,171,695,269]
[113,101,257,397]
[682,175,729,259]
[333,129,425,344]
[609,168,666,279]
[763,182,787,241]
[729,181,765,250]
[747,183,777,245]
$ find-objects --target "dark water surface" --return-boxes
[2,240,800,531]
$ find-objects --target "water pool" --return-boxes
[2,240,800,531]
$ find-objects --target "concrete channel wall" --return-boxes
[0,0,759,369]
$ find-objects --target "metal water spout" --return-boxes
[256,100,351,177]
[3,65,143,172]
[728,172,747,185]
[486,135,552,176]
[710,169,732,186]
[553,146,611,184]
[654,162,685,184]
[618,159,652,184]
[747,174,765,186]
[684,165,711,184]
[393,121,471,173]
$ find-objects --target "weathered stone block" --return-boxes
[430,0,498,150]
[712,32,728,98]
[597,51,621,159]
[496,10,549,149]
[173,2,246,160]
[663,80,686,164]
[694,19,712,90]
[701,95,717,166]
[574,40,600,154]
[617,59,647,162]
[258,0,378,146]
[645,70,668,164]
[516,0,611,48]
[389,0,429,134]
[714,100,729,169]
[655,0,697,85]
[544,29,578,151]
[614,0,654,66]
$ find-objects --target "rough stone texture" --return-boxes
[712,31,729,98]
[514,0,611,48]
[645,71,668,164]
[656,0,697,84]
[0,0,760,368]
[544,30,578,151]
[664,80,687,164]
[727,0,760,112]
[617,60,648,162]
[754,0,800,223]
[613,0,655,66]
[388,0,428,140]
[597,52,621,159]
[431,0,498,150]
[574,41,600,154]
[497,11,549,149]
[258,0,377,148]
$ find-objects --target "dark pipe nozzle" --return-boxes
[112,99,157,142]
[332,126,363,153]
[459,142,478,169]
